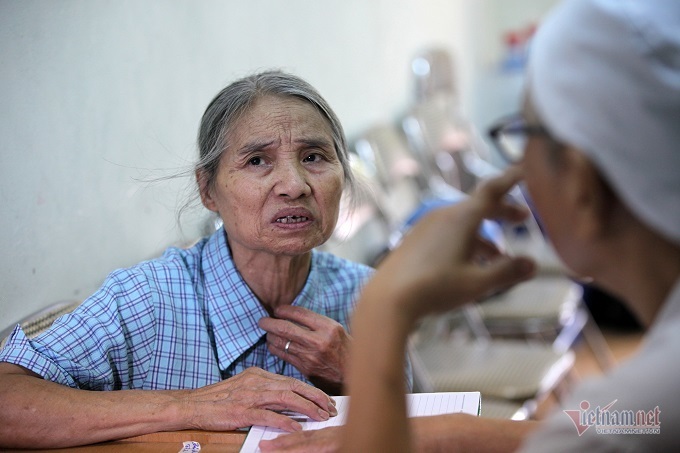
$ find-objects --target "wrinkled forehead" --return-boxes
[223,95,335,154]
[232,95,330,135]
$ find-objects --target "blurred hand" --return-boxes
[259,306,350,393]
[180,367,336,432]
[370,166,536,322]
[259,425,343,452]
[258,414,514,453]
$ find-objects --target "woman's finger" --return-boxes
[258,317,310,345]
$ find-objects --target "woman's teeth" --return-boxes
[276,215,309,224]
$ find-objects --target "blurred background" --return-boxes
[0,0,558,325]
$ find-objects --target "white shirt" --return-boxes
[520,279,680,452]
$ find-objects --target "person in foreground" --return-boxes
[261,0,680,451]
[0,71,374,448]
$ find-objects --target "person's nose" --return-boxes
[273,160,312,199]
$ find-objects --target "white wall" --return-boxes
[462,0,560,131]
[0,0,557,325]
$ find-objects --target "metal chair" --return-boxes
[406,42,505,187]
[408,104,503,193]
[353,123,431,230]
[411,47,459,103]
[399,90,614,370]
[414,337,574,400]
[408,46,497,170]
[408,337,530,420]
[478,277,581,339]
[409,322,575,420]
[351,123,472,253]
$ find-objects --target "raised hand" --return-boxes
[367,166,537,322]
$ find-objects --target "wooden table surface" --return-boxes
[2,430,248,452]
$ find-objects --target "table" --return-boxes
[3,431,247,452]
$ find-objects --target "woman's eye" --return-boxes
[248,156,263,166]
[303,153,321,163]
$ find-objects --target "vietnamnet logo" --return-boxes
[563,400,661,435]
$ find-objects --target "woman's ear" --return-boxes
[562,147,617,242]
[196,169,217,212]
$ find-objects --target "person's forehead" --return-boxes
[218,95,334,161]
[247,95,325,123]
[232,95,332,138]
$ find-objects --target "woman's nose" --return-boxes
[273,161,312,199]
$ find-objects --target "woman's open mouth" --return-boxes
[275,215,310,224]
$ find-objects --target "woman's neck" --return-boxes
[228,240,313,314]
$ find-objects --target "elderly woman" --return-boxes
[0,71,373,449]
[263,0,680,451]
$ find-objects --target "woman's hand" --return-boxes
[337,169,538,453]
[0,364,336,448]
[259,306,350,393]
[258,414,539,452]
[180,367,337,432]
[369,166,537,324]
[259,425,343,452]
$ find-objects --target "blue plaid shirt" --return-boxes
[0,229,374,390]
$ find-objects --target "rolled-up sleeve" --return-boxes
[0,269,158,390]
[0,325,81,387]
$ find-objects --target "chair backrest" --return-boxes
[353,124,425,230]
[0,300,81,348]
[402,94,480,192]
[411,47,458,103]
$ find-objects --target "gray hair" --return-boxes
[196,70,355,193]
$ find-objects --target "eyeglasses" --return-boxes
[487,114,551,164]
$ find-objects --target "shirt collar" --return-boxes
[202,229,269,370]
[201,228,323,371]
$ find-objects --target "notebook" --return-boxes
[240,391,481,453]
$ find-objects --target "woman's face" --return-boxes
[520,96,592,277]
[200,95,345,257]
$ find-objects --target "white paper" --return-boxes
[240,392,480,453]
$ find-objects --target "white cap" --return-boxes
[528,0,680,245]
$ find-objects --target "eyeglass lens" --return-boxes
[498,123,527,163]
